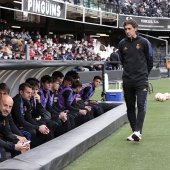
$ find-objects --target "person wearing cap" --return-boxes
[118,19,153,142]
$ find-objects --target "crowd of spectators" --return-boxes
[53,0,170,20]
[59,0,170,17]
[0,18,121,71]
[51,0,170,17]
[88,0,170,17]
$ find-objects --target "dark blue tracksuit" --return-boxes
[118,34,153,133]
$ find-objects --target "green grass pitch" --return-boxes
[63,78,170,170]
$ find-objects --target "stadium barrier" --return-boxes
[0,102,128,170]
[0,60,160,97]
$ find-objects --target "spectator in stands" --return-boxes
[110,47,120,70]
[35,38,42,48]
[0,95,29,162]
[65,48,74,60]
[145,4,152,17]
[0,46,3,58]
[155,6,163,17]
[87,35,94,45]
[2,52,9,60]
[68,36,75,44]
[43,51,53,60]
[71,44,77,54]
[76,42,84,55]
[63,35,68,44]
[74,0,80,5]
[121,5,131,14]
[152,4,159,16]
[53,35,58,44]
[0,37,6,46]
[138,4,147,16]
[1,30,7,41]
[30,46,35,59]
[130,3,138,15]
[165,1,170,17]
[58,46,67,60]
[42,35,48,44]
[36,31,41,39]
[13,52,21,59]
[10,38,23,52]
[160,0,167,16]
[30,31,36,42]
[6,44,13,59]
[94,54,103,71]
[22,31,31,41]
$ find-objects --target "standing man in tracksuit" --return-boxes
[118,19,153,142]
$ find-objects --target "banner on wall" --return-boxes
[119,14,170,31]
[22,0,66,19]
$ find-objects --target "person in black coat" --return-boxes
[110,47,120,70]
[0,95,28,162]
[11,83,52,148]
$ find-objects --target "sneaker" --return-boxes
[132,131,142,142]
[127,133,134,141]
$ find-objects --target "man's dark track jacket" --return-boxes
[11,94,39,130]
[118,35,153,84]
[0,112,19,150]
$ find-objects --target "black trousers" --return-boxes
[51,113,76,137]
[123,82,148,133]
[0,147,6,162]
[88,103,104,118]
[36,118,58,139]
[19,126,52,148]
[0,146,21,162]
[68,111,83,127]
[111,64,119,70]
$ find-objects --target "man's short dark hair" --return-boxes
[19,83,32,91]
[65,71,80,80]
[52,77,60,83]
[41,75,52,83]
[72,80,82,89]
[123,19,138,28]
[0,83,10,94]
[93,75,102,81]
[25,78,39,88]
[113,47,117,52]
[63,76,73,84]
[52,71,64,79]
[25,77,39,84]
